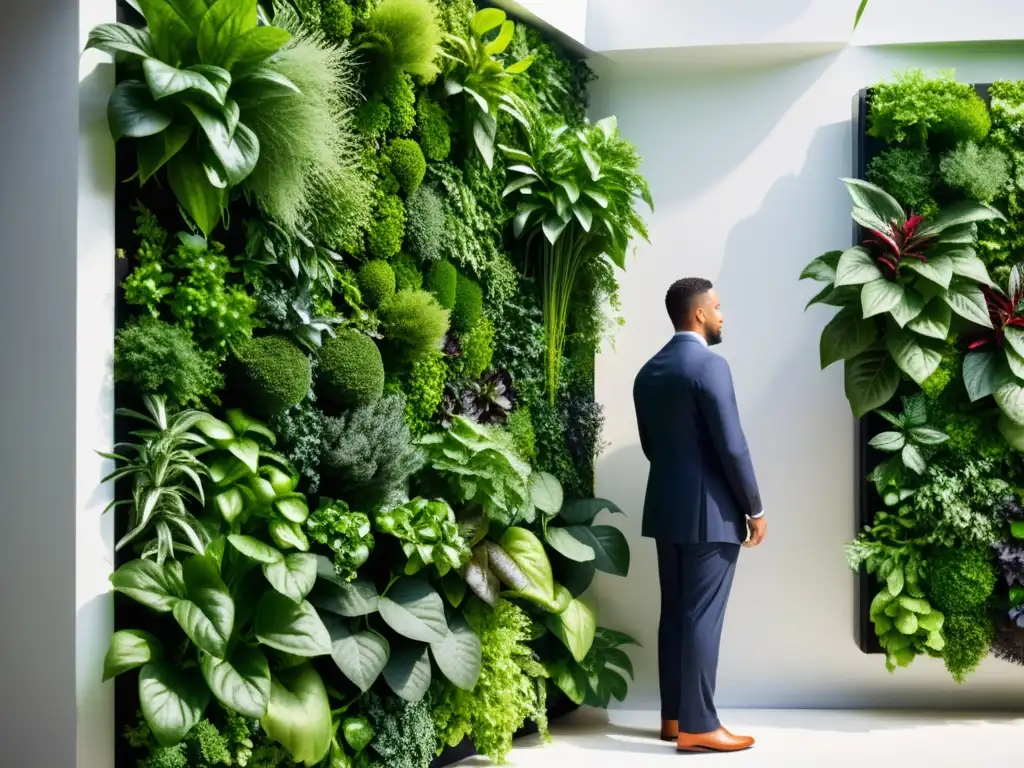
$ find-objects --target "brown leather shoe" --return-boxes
[676,728,754,752]
[660,720,679,741]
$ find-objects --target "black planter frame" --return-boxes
[852,83,993,655]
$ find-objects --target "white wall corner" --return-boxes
[77,1,117,765]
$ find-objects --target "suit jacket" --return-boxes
[633,333,762,544]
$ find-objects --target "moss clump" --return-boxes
[506,407,537,464]
[927,546,997,614]
[940,142,1011,202]
[403,352,447,436]
[367,193,406,260]
[942,608,994,683]
[866,148,937,212]
[358,260,397,310]
[357,98,391,141]
[452,274,483,333]
[404,184,444,263]
[385,138,427,195]
[416,95,451,161]
[453,315,495,381]
[114,316,224,410]
[317,328,386,411]
[425,260,458,309]
[392,252,423,291]
[320,0,355,41]
[384,73,416,137]
[232,336,312,417]
[379,289,450,365]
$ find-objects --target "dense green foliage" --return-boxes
[95,2,647,765]
[807,69,1024,678]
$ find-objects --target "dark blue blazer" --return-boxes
[633,334,762,544]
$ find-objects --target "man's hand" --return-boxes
[744,516,766,548]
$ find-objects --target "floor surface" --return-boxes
[454,707,1024,766]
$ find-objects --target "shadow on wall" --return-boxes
[589,54,840,216]
[595,120,875,709]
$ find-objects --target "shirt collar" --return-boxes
[674,330,708,347]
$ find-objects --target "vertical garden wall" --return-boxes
[92,1,652,766]
[802,70,1024,680]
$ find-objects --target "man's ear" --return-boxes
[694,307,705,325]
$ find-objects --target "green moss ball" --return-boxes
[452,274,483,333]
[232,336,312,417]
[358,260,397,310]
[425,260,458,310]
[317,328,386,411]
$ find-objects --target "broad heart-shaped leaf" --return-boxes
[103,630,163,681]
[998,415,1024,451]
[200,645,271,719]
[255,592,332,657]
[378,579,448,643]
[868,431,906,452]
[890,288,926,328]
[261,663,333,766]
[944,280,993,329]
[834,246,883,287]
[547,598,596,663]
[185,101,260,186]
[800,250,843,282]
[819,306,877,368]
[142,58,225,105]
[861,278,904,319]
[806,283,862,311]
[222,25,293,72]
[547,658,588,705]
[569,525,630,577]
[323,614,389,693]
[963,350,1000,402]
[166,147,224,238]
[904,254,953,290]
[915,199,1005,240]
[430,614,482,691]
[172,555,235,658]
[545,525,596,562]
[137,120,195,184]
[885,326,942,385]
[500,527,559,611]
[942,246,994,286]
[108,80,173,141]
[1005,327,1024,359]
[842,177,905,230]
[309,558,379,617]
[844,349,900,418]
[995,376,1024,425]
[264,553,317,603]
[197,0,258,64]
[1007,346,1024,380]
[906,298,952,340]
[382,642,432,702]
[558,497,624,526]
[111,559,186,613]
[138,662,210,747]
[530,472,564,516]
[86,22,156,59]
[268,517,309,552]
[228,534,283,565]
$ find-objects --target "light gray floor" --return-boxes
[455,707,1024,766]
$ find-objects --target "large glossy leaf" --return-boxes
[171,555,234,658]
[996,377,1024,425]
[558,497,624,526]
[142,58,224,104]
[885,327,942,385]
[569,525,630,577]
[889,288,926,328]
[943,246,993,286]
[228,534,283,565]
[103,630,163,681]
[530,472,563,516]
[462,548,500,607]
[255,593,332,657]
[906,299,951,340]
[904,255,953,290]
[222,25,292,71]
[382,643,432,702]
[862,279,905,320]
[943,281,993,329]
[261,664,333,766]
[545,525,596,562]
[800,250,843,283]
[915,199,1005,240]
[264,553,317,603]
[500,526,559,611]
[108,81,173,141]
[842,177,905,231]
[323,615,389,693]
[998,415,1024,451]
[547,658,588,705]
[309,561,379,617]
[138,662,210,747]
[845,349,900,418]
[197,0,257,64]
[166,148,224,237]
[819,306,877,368]
[963,350,999,402]
[137,121,195,184]
[86,22,155,59]
[185,101,260,186]
[110,559,186,613]
[268,517,309,551]
[834,246,882,287]
[377,579,448,643]
[546,598,596,662]
[429,614,482,691]
[200,645,271,719]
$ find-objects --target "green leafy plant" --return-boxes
[942,608,994,682]
[305,497,374,581]
[115,316,225,410]
[546,627,638,708]
[100,395,210,564]
[367,192,406,260]
[242,218,344,298]
[502,113,653,403]
[442,8,533,168]
[375,497,471,576]
[866,394,949,501]
[800,178,1002,416]
[866,148,937,213]
[940,142,1011,203]
[416,95,451,161]
[541,496,631,595]
[403,352,448,437]
[86,0,296,236]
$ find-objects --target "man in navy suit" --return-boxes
[633,277,766,753]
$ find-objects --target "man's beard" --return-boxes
[705,326,723,346]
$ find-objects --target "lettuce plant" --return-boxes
[86,0,296,236]
[800,178,1003,416]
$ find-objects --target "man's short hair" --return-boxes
[666,277,713,328]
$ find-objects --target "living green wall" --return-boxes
[801,69,1024,681]
[90,1,651,766]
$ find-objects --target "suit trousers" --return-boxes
[656,540,741,733]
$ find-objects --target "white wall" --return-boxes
[589,44,1024,711]
[0,1,116,765]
